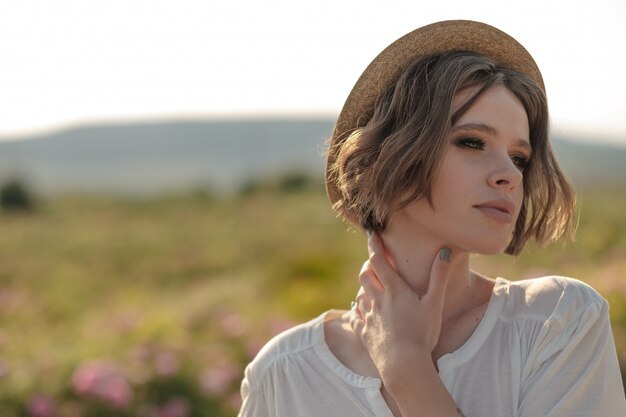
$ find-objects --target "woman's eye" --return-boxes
[456,138,530,171]
[457,138,485,150]
[511,155,530,170]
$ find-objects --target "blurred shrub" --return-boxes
[0,178,34,211]
[239,171,321,197]
[0,184,624,415]
[276,172,314,193]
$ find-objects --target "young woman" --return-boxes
[238,20,626,417]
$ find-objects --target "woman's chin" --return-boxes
[463,240,511,256]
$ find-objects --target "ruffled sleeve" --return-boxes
[237,361,271,417]
[518,285,626,416]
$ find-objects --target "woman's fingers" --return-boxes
[367,232,405,293]
[349,304,365,339]
[355,262,376,313]
[354,232,454,361]
[353,235,454,361]
[423,247,452,310]
[355,285,370,313]
[359,260,384,297]
[350,285,368,342]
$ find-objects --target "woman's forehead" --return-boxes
[451,85,530,142]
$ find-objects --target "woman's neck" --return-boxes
[380,216,486,329]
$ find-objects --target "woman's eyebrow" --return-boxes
[451,123,497,136]
[514,139,533,155]
[452,123,532,153]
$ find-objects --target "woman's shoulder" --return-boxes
[498,275,608,324]
[243,312,326,386]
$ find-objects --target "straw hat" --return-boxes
[325,19,544,205]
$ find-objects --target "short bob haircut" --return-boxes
[327,51,576,255]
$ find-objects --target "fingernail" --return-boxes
[350,301,356,310]
[439,247,452,262]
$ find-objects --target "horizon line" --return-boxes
[0,113,625,148]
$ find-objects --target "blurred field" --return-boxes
[0,175,625,416]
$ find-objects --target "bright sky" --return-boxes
[1,0,625,145]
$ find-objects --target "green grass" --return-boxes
[0,179,625,416]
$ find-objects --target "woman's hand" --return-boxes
[349,231,452,384]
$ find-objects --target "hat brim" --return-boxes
[325,20,544,205]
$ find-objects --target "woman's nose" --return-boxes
[487,155,523,190]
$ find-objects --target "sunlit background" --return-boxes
[1,0,625,143]
[0,1,625,416]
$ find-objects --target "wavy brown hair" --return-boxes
[327,51,576,255]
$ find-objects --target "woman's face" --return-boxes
[392,84,531,254]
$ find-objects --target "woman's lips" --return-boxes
[474,206,513,224]
[474,200,515,224]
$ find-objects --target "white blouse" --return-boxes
[238,276,626,416]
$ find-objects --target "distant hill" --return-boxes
[0,119,333,196]
[0,118,624,196]
[551,138,626,186]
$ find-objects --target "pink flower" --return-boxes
[199,359,241,397]
[112,311,142,334]
[216,310,248,339]
[71,360,133,409]
[267,316,296,336]
[146,397,190,417]
[154,350,180,377]
[245,338,266,360]
[26,394,56,417]
[128,344,152,362]
[0,359,9,379]
[226,391,243,411]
